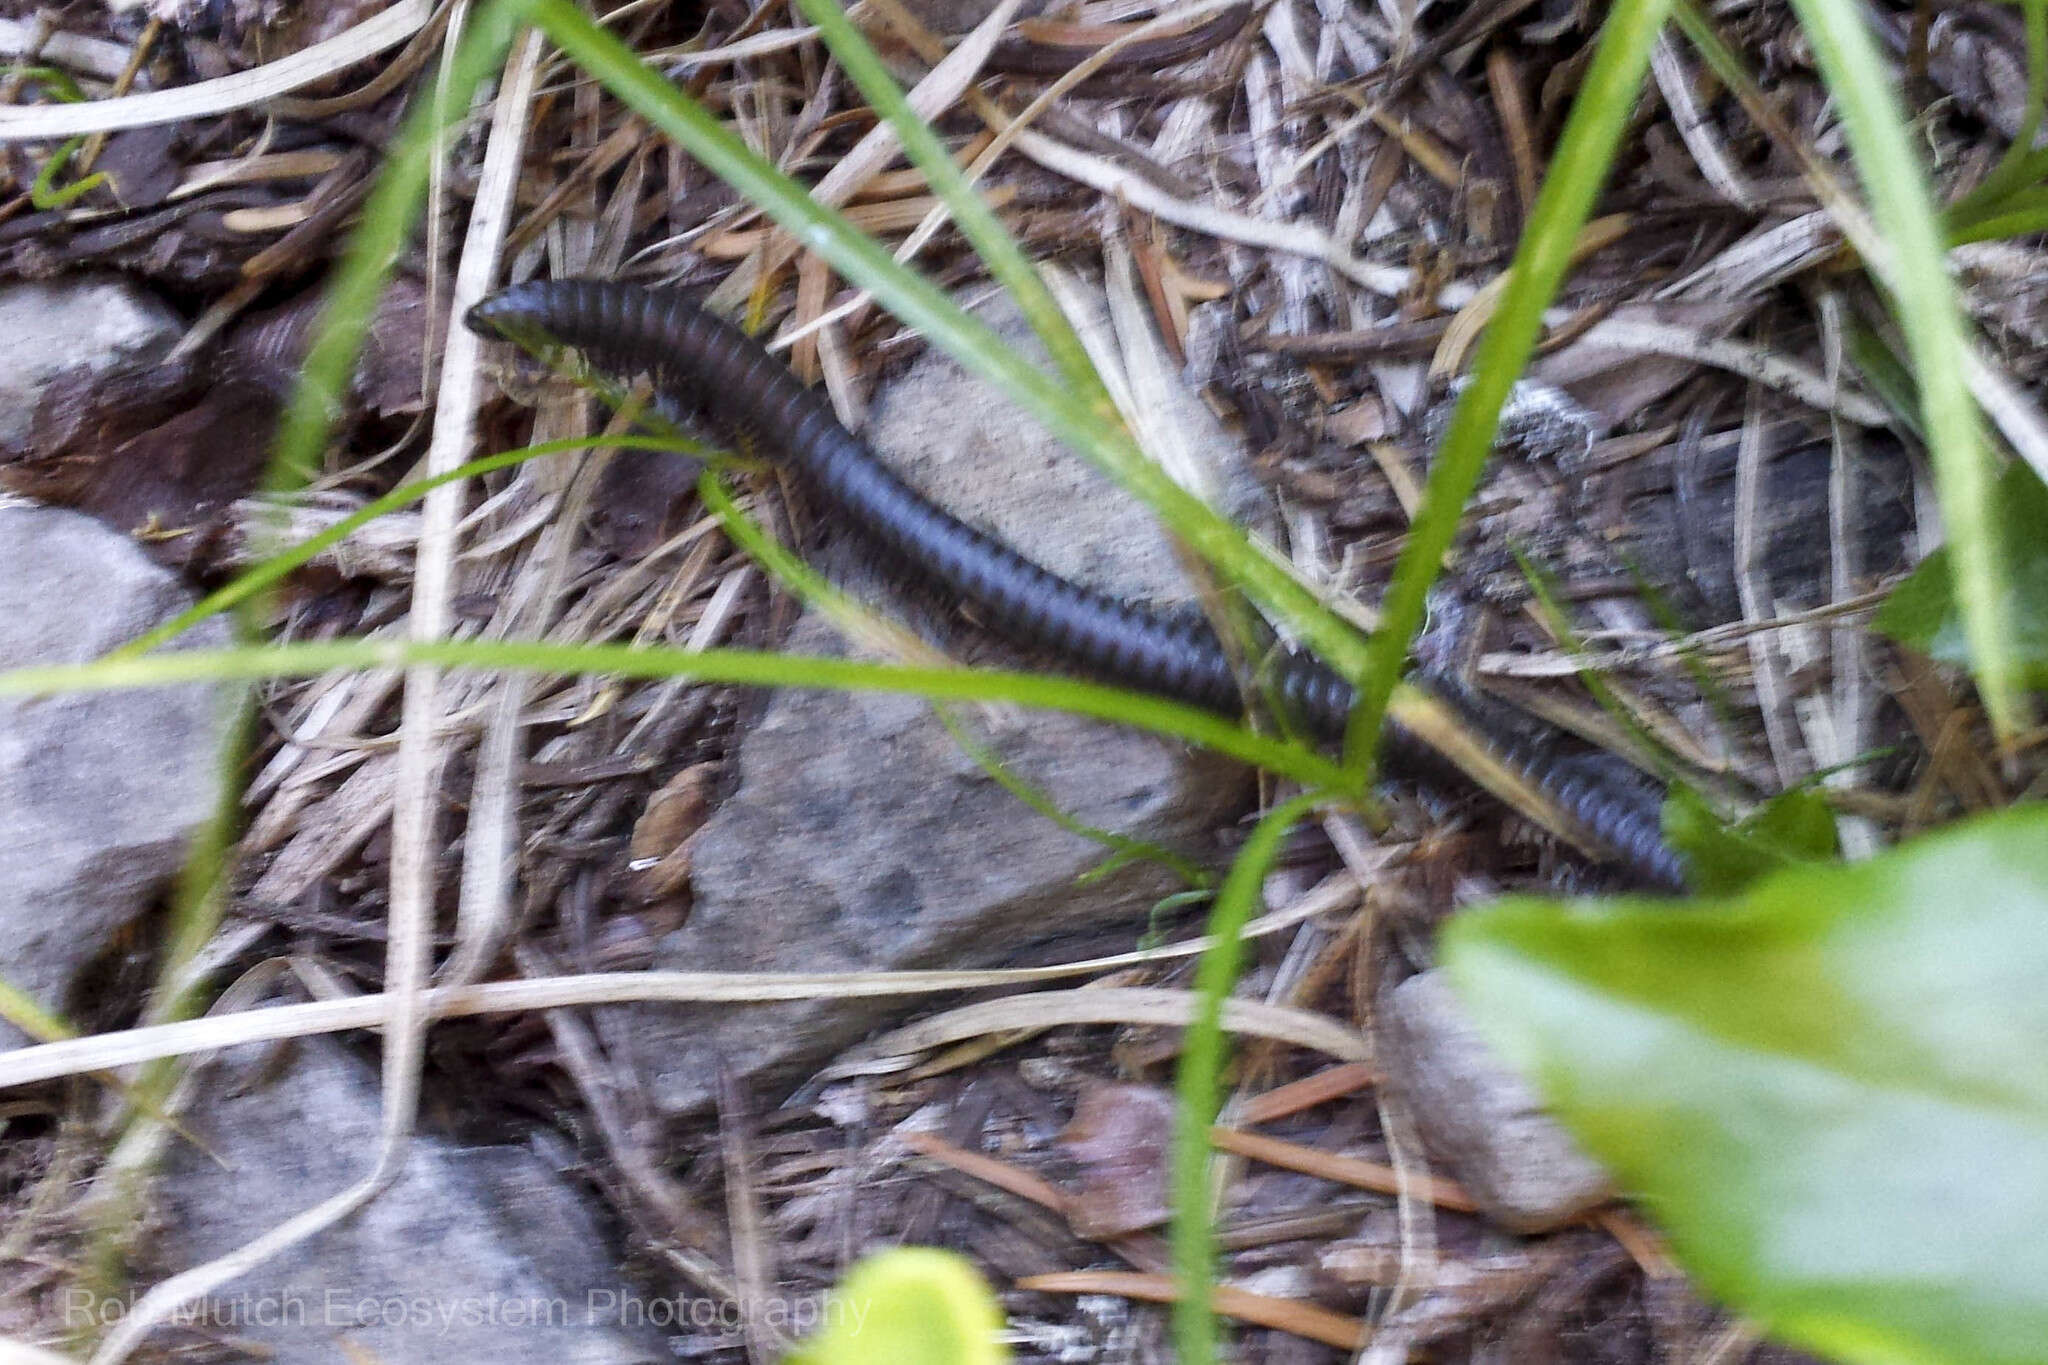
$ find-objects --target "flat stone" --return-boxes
[622,293,1254,1115]
[0,504,231,1046]
[0,276,180,450]
[1379,969,1614,1232]
[139,1038,669,1364]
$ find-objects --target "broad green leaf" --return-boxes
[1444,803,2048,1365]
[789,1248,1007,1365]
[1876,462,2048,688]
[1664,785,1841,896]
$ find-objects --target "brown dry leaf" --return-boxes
[4,274,434,553]
[630,762,718,902]
[5,377,275,561]
[93,124,191,212]
[585,445,705,560]
[15,357,199,467]
[1056,1081,1175,1239]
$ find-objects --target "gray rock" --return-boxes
[141,1038,669,1364]
[1379,969,1614,1232]
[624,296,1254,1115]
[0,505,231,1046]
[0,276,180,449]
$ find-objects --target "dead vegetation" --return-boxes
[2,0,2045,1360]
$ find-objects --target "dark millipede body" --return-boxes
[466,279,1689,892]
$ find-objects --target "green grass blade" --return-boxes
[0,638,1351,794]
[140,696,253,1044]
[1513,546,1683,787]
[1788,0,2021,740]
[935,708,1213,889]
[1342,0,1673,775]
[1949,197,2048,248]
[0,975,77,1044]
[271,4,521,486]
[5,67,109,210]
[1170,791,1324,1365]
[788,0,1108,409]
[30,136,107,209]
[697,466,913,651]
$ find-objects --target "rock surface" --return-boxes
[0,276,180,450]
[0,504,231,1045]
[1378,969,1614,1232]
[142,1038,669,1364]
[623,296,1254,1115]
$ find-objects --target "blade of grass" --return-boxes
[936,709,1215,890]
[136,699,251,1041]
[1620,554,1747,743]
[787,0,1108,409]
[1170,791,1324,1365]
[1786,0,2022,742]
[0,976,77,1044]
[271,3,520,486]
[70,23,523,1334]
[30,136,106,208]
[0,638,1352,795]
[1948,197,2048,247]
[697,466,938,661]
[3,65,113,208]
[1341,0,1674,776]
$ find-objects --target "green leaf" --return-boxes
[789,1248,1007,1365]
[1941,0,2048,236]
[1664,785,1841,896]
[1875,462,2048,688]
[1444,803,2048,1365]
